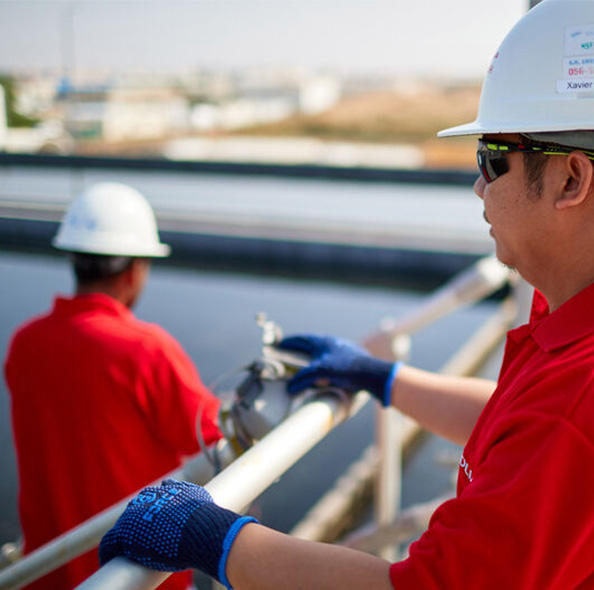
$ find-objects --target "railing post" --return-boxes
[374,333,410,560]
[374,408,402,561]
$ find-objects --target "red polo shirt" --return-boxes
[390,284,594,589]
[4,294,222,590]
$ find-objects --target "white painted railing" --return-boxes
[75,391,356,590]
[0,441,236,590]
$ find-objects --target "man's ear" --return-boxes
[128,258,148,283]
[116,259,142,291]
[118,260,136,286]
[555,151,594,210]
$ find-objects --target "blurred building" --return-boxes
[0,84,71,153]
[189,72,341,132]
[58,82,189,141]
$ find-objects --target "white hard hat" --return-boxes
[53,182,170,257]
[439,0,594,139]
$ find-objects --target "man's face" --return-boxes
[473,134,552,273]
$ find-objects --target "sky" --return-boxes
[0,0,527,80]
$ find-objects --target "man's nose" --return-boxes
[474,175,486,199]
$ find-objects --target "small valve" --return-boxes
[219,314,311,452]
[256,312,310,376]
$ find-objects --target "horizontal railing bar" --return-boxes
[439,296,516,377]
[384,256,512,337]
[364,255,513,361]
[341,494,450,552]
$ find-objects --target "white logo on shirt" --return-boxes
[459,454,473,483]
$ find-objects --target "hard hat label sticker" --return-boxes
[565,25,594,57]
[564,58,594,78]
[559,26,594,94]
[557,79,594,93]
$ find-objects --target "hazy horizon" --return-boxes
[0,0,526,80]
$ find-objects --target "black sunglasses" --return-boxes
[476,138,594,183]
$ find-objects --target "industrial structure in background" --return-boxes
[0,69,342,151]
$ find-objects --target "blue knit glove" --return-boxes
[277,334,401,407]
[99,479,257,589]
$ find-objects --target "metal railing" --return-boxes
[366,255,515,561]
[364,255,514,361]
[291,291,517,549]
[0,254,521,590]
[75,391,358,590]
[0,441,235,590]
[0,390,365,590]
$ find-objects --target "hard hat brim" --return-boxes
[437,121,484,138]
[438,120,594,139]
[52,235,171,258]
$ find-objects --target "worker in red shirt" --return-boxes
[97,0,594,588]
[4,182,222,590]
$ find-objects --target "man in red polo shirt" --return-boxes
[95,1,594,589]
[4,182,221,590]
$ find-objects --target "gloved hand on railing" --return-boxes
[99,479,257,589]
[277,334,402,407]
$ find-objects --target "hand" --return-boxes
[277,334,401,407]
[99,479,257,589]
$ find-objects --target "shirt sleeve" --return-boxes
[389,413,594,589]
[137,327,222,457]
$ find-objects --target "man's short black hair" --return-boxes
[71,253,135,285]
[520,133,594,196]
[522,152,548,196]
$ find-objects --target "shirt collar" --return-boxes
[529,283,594,352]
[53,293,133,319]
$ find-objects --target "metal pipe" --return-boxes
[439,296,516,377]
[75,390,352,590]
[0,441,235,590]
[363,256,512,360]
[372,256,512,350]
[385,255,511,336]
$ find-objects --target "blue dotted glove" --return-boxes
[277,334,401,407]
[99,479,257,589]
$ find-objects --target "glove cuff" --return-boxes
[181,504,258,588]
[381,361,402,407]
[218,516,259,589]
